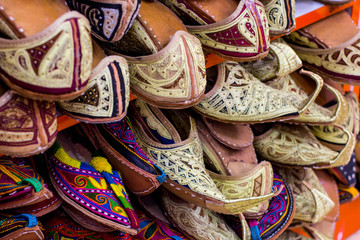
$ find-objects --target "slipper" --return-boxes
[46,133,139,234]
[0,84,57,157]
[275,167,334,225]
[66,0,140,42]
[161,190,244,240]
[226,172,295,240]
[241,39,302,82]
[0,0,92,100]
[301,170,340,240]
[277,231,312,240]
[253,123,355,168]
[85,116,166,195]
[0,214,44,240]
[196,116,275,218]
[43,210,131,240]
[338,185,359,204]
[193,61,318,123]
[266,69,345,125]
[57,41,130,123]
[329,151,357,187]
[159,0,270,61]
[286,11,360,85]
[101,0,206,109]
[261,0,296,36]
[0,156,53,210]
[130,98,276,215]
[309,91,359,151]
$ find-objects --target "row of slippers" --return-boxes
[0,143,347,240]
[1,95,359,238]
[2,34,360,158]
[0,0,360,105]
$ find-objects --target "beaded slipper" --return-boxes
[286,11,360,85]
[0,0,92,100]
[309,91,359,151]
[261,0,295,37]
[57,42,130,123]
[253,123,355,168]
[161,190,244,240]
[275,167,334,225]
[43,210,131,240]
[46,136,139,234]
[226,172,295,240]
[241,39,302,82]
[159,0,270,61]
[0,156,53,210]
[129,99,274,215]
[66,0,140,42]
[85,116,166,195]
[329,151,357,187]
[0,85,57,157]
[101,0,206,109]
[0,214,44,240]
[193,61,320,123]
[266,70,345,125]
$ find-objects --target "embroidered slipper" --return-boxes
[57,42,130,123]
[286,11,360,85]
[195,116,275,218]
[0,85,57,157]
[226,172,295,240]
[101,0,206,109]
[241,39,302,82]
[0,214,44,240]
[261,0,295,37]
[300,170,340,240]
[161,190,244,240]
[252,123,355,168]
[129,99,275,215]
[66,0,140,42]
[43,210,131,240]
[85,116,166,195]
[0,1,92,101]
[159,0,269,61]
[193,61,321,123]
[309,91,359,151]
[275,167,334,225]
[266,70,346,125]
[0,156,53,210]
[46,137,139,234]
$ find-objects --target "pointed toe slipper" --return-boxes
[253,123,355,168]
[66,0,140,42]
[101,1,206,109]
[0,1,92,100]
[286,11,360,85]
[160,0,270,61]
[46,140,139,234]
[86,116,166,195]
[130,99,274,215]
[275,167,334,225]
[57,42,130,123]
[193,61,319,123]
